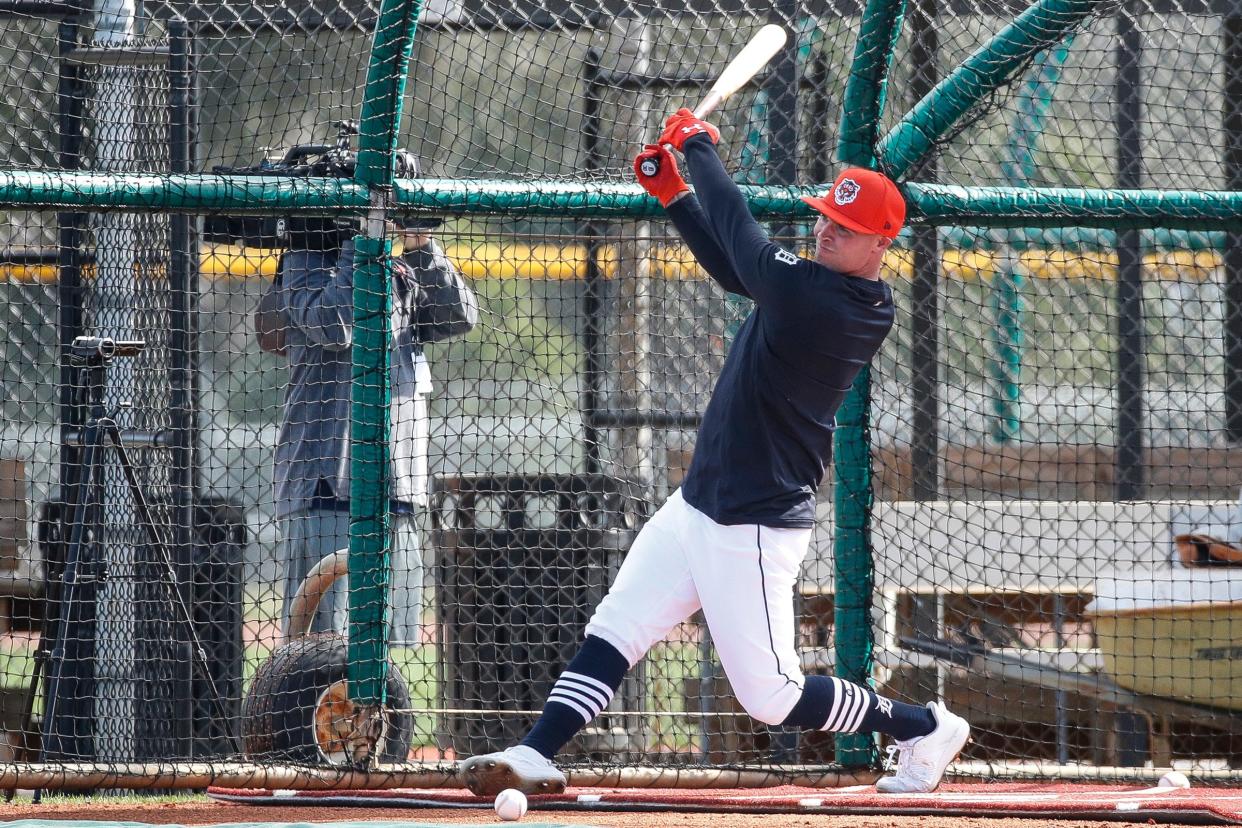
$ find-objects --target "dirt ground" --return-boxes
[0,799,1171,827]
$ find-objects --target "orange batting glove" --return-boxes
[658,107,720,152]
[634,144,690,207]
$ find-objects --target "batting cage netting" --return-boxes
[0,0,1240,790]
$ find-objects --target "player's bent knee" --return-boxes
[734,680,803,726]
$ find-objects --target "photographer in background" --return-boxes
[273,216,477,644]
[236,124,478,644]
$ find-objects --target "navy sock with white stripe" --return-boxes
[780,675,935,741]
[521,635,628,760]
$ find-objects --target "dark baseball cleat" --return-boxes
[876,701,971,793]
[458,745,567,797]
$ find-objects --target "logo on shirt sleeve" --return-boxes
[773,248,798,266]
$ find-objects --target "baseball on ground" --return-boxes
[494,788,529,821]
[1158,771,1191,788]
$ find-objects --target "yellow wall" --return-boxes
[0,242,1227,283]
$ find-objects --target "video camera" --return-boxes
[205,120,440,250]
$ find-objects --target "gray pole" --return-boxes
[904,0,944,717]
[1114,5,1145,500]
[91,0,138,762]
[598,17,653,759]
[766,7,799,765]
[908,0,940,502]
[607,18,655,489]
[581,48,604,475]
[51,12,93,762]
[168,17,197,758]
[1223,11,1242,441]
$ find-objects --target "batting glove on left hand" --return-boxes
[658,107,720,152]
[634,144,691,207]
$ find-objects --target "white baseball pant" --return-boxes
[586,488,812,726]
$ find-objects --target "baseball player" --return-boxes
[459,108,970,795]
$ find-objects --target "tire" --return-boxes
[241,632,413,764]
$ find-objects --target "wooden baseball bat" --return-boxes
[691,24,789,120]
[639,25,788,182]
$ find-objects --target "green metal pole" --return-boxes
[7,171,1242,229]
[989,42,1072,444]
[903,183,1242,229]
[831,369,878,767]
[988,262,1023,442]
[876,0,1098,179]
[834,0,908,769]
[0,170,370,210]
[347,0,424,708]
[837,0,908,169]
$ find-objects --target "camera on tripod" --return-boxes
[66,336,146,367]
[205,119,439,250]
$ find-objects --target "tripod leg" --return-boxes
[39,420,105,768]
[105,421,241,754]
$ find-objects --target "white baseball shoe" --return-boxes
[875,701,970,793]
[459,744,567,797]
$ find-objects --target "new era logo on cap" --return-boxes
[801,167,906,240]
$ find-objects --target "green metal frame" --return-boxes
[829,0,1118,769]
[6,171,1242,230]
[345,0,424,707]
[876,0,1099,179]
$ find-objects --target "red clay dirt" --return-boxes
[0,799,1177,827]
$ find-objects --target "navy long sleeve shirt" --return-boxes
[669,135,895,528]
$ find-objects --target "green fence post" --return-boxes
[988,262,1024,442]
[831,373,878,767]
[348,0,424,709]
[838,0,906,170]
[348,234,395,709]
[834,0,908,768]
[989,41,1071,444]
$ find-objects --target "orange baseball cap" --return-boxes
[801,167,906,239]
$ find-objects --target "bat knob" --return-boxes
[639,157,660,177]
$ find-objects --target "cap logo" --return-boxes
[834,178,860,206]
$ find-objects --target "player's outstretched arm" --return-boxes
[671,119,786,304]
[660,109,775,291]
[633,144,752,299]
